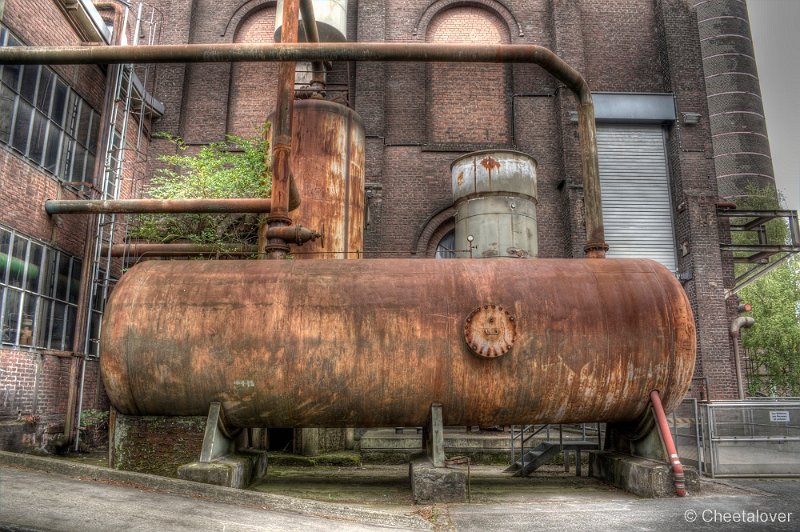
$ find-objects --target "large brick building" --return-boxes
[0,0,777,452]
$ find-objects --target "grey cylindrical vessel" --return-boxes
[275,0,348,42]
[451,150,538,258]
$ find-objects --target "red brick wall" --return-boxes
[0,0,147,452]
[580,0,666,92]
[227,6,278,138]
[0,348,107,449]
[426,7,510,147]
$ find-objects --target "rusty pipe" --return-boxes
[44,198,290,214]
[650,390,686,497]
[298,0,326,94]
[102,228,320,257]
[261,0,300,260]
[731,316,755,400]
[103,243,256,257]
[5,42,606,256]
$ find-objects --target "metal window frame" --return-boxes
[0,24,102,186]
[0,226,81,351]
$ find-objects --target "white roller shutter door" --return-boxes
[597,124,678,272]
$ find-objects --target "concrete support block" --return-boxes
[589,451,700,498]
[409,456,467,504]
[300,428,320,456]
[178,449,267,489]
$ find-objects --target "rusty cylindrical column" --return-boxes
[288,100,365,259]
[261,0,300,259]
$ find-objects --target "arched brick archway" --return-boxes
[227,4,279,137]
[414,0,522,40]
[414,206,457,257]
[425,5,512,147]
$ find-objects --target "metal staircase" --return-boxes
[507,423,602,476]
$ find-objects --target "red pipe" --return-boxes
[650,390,686,497]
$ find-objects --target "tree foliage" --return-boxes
[734,186,800,396]
[740,259,800,396]
[128,129,271,247]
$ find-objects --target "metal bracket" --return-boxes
[423,402,445,467]
[717,207,800,294]
[199,402,241,463]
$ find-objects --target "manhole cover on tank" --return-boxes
[464,304,516,358]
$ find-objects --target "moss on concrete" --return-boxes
[267,451,361,467]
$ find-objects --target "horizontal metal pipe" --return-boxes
[45,198,280,214]
[104,228,320,257]
[14,42,604,255]
[103,243,257,257]
[0,43,589,100]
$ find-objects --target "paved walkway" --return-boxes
[0,452,798,531]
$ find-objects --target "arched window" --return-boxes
[426,7,510,146]
[435,230,456,259]
[228,7,278,137]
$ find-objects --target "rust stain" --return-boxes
[480,157,501,172]
[288,100,365,260]
[457,171,465,187]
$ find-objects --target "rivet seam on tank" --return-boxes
[463,304,516,359]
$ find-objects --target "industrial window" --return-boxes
[435,230,456,259]
[597,124,678,272]
[0,25,100,186]
[0,225,82,351]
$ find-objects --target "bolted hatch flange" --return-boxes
[464,304,516,358]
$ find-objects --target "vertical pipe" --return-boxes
[650,390,686,497]
[730,317,755,400]
[64,2,127,448]
[577,98,607,258]
[298,0,326,93]
[260,0,299,259]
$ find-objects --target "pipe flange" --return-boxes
[464,304,516,358]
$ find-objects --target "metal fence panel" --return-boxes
[702,400,800,477]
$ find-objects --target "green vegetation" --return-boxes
[79,408,109,429]
[128,129,271,249]
[734,187,800,396]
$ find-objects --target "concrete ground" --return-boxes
[0,451,798,531]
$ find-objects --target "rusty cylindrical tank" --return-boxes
[287,99,365,259]
[451,150,538,258]
[100,258,696,428]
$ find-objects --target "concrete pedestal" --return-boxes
[178,449,267,489]
[409,455,467,504]
[589,451,700,498]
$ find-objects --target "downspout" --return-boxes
[1,42,608,256]
[650,390,687,497]
[731,316,755,400]
[63,1,124,449]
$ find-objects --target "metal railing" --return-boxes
[510,423,603,469]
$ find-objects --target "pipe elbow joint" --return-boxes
[730,316,755,336]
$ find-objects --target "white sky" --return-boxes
[747,0,800,210]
